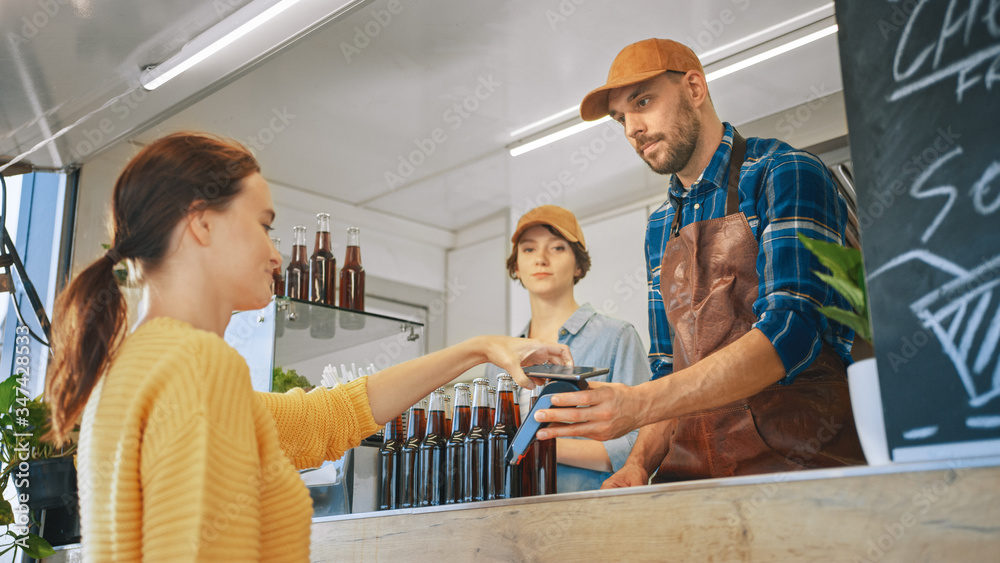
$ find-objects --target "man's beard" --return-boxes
[637,100,701,176]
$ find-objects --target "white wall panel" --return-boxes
[574,207,653,352]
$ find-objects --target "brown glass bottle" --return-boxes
[445,383,471,504]
[399,398,426,509]
[284,225,310,329]
[463,379,491,502]
[518,385,537,498]
[339,226,366,330]
[488,387,496,430]
[270,236,284,297]
[526,386,557,496]
[512,382,522,423]
[487,374,521,500]
[309,213,336,338]
[377,414,404,510]
[418,388,448,507]
[310,213,336,304]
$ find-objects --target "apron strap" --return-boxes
[670,129,748,238]
[725,130,747,216]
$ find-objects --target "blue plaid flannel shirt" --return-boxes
[646,123,854,383]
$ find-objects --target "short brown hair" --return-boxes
[506,225,591,285]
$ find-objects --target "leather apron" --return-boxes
[653,132,864,482]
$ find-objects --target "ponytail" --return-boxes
[46,250,127,445]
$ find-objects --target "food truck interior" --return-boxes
[6,1,997,561]
[0,0,849,366]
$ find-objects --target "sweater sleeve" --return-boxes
[139,337,263,561]
[256,376,380,470]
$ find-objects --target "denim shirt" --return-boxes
[484,303,652,492]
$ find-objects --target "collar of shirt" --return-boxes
[515,303,598,340]
[668,123,736,200]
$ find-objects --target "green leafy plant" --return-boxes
[797,233,872,342]
[271,367,312,393]
[0,374,72,559]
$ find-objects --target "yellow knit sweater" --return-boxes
[76,317,379,561]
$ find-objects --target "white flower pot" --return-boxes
[847,358,891,465]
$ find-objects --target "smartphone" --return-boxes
[521,364,609,381]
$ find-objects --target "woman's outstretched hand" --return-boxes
[482,336,573,389]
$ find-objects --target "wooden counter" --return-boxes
[309,457,1000,562]
[47,456,1000,562]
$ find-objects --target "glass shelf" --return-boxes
[224,297,424,392]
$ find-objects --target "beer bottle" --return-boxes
[527,385,558,496]
[399,397,426,508]
[418,388,448,507]
[310,213,336,304]
[339,226,366,311]
[310,213,336,338]
[488,387,496,430]
[512,382,522,423]
[488,374,520,500]
[463,379,491,502]
[445,383,471,504]
[270,236,284,297]
[284,225,310,329]
[444,394,452,426]
[377,414,404,510]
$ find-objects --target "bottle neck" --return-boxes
[470,383,490,427]
[406,405,426,440]
[346,227,361,247]
[384,418,398,441]
[494,377,515,426]
[343,244,362,266]
[313,231,332,254]
[451,388,470,434]
[426,395,446,436]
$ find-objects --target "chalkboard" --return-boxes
[835,0,1000,462]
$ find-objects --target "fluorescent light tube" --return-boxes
[140,0,302,91]
[509,106,580,138]
[509,117,611,156]
[705,24,838,82]
[508,23,839,157]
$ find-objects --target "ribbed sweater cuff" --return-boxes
[344,376,379,437]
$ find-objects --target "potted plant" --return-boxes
[0,374,78,559]
[797,233,889,465]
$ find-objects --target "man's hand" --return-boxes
[533,381,646,441]
[600,463,649,489]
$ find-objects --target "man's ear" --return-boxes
[684,71,710,109]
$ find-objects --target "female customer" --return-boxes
[486,205,651,492]
[45,133,570,561]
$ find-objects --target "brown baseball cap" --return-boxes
[580,38,704,121]
[511,205,586,250]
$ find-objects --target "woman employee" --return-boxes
[45,132,571,561]
[485,205,651,492]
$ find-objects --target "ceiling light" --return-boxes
[705,24,838,82]
[508,22,838,157]
[140,0,303,91]
[508,117,610,157]
[509,106,581,138]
